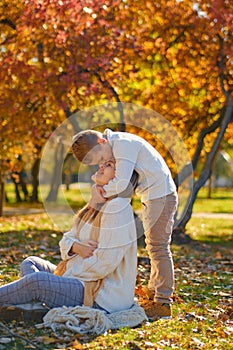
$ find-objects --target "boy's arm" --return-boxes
[90,166,138,205]
[103,158,135,197]
[103,139,141,197]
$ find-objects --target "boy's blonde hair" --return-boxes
[72,130,102,163]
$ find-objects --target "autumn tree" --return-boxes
[0,0,232,242]
[0,1,140,211]
[0,0,137,209]
[109,0,233,235]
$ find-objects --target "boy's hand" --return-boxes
[89,184,106,207]
[71,240,98,258]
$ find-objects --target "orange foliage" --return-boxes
[0,0,232,179]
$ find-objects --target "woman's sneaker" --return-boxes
[0,302,49,322]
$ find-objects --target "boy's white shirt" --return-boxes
[59,197,137,313]
[103,129,176,202]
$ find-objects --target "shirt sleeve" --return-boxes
[59,225,80,261]
[103,138,142,197]
[64,200,136,280]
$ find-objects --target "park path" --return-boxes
[192,212,233,219]
[2,207,45,216]
[2,206,233,219]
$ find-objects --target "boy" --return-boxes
[72,128,178,320]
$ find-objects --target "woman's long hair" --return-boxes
[74,203,104,228]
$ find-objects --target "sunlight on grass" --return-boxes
[5,183,233,213]
[0,213,56,233]
[192,187,233,213]
[1,185,233,349]
[187,217,233,245]
[0,216,233,348]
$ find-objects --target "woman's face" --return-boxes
[91,159,115,186]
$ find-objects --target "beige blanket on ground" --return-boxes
[37,302,148,335]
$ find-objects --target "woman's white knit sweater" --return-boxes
[59,197,137,313]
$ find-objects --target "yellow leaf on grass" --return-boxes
[71,339,83,349]
[36,336,58,345]
[215,251,222,259]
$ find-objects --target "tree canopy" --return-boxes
[0,0,232,228]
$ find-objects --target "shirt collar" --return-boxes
[103,128,114,146]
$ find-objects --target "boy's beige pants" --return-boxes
[142,192,178,304]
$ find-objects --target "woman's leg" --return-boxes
[20,256,57,276]
[0,272,84,308]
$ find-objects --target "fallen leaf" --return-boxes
[36,336,58,345]
[215,251,222,259]
[0,337,12,344]
[191,337,205,347]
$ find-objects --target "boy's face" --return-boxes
[87,143,113,166]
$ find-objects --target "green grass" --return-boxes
[5,182,233,212]
[192,187,233,213]
[184,187,233,245]
[187,217,233,245]
[3,184,233,247]
[1,185,233,349]
[4,183,88,209]
[0,227,232,349]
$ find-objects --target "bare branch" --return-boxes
[0,19,16,30]
[217,34,228,98]
[94,71,125,131]
[0,322,43,350]
[192,108,225,170]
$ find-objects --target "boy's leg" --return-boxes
[20,256,57,276]
[0,271,84,308]
[142,193,178,304]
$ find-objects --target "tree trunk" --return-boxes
[175,98,233,232]
[207,177,212,199]
[0,178,4,217]
[46,139,65,202]
[94,72,126,131]
[45,108,82,202]
[30,158,40,202]
[64,107,82,133]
